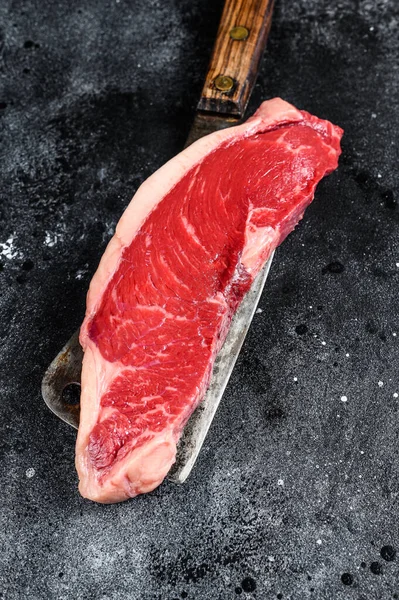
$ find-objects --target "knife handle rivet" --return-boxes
[214,75,234,93]
[229,26,249,41]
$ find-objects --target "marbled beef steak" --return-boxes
[76,98,343,503]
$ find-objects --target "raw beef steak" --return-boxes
[76,98,343,503]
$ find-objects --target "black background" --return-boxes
[1,0,398,598]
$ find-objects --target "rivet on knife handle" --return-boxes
[198,0,275,117]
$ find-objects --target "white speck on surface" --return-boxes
[104,222,116,238]
[316,539,322,545]
[393,333,397,337]
[26,468,35,478]
[277,479,284,487]
[256,308,263,314]
[321,341,326,346]
[360,450,364,454]
[394,393,398,399]
[371,112,377,118]
[0,235,18,259]
[377,173,382,178]
[315,464,319,469]
[378,381,384,387]
[309,305,313,309]
[345,353,350,357]
[268,556,275,562]
[369,25,374,31]
[76,270,85,280]
[396,263,399,268]
[341,396,348,402]
[293,377,297,382]
[45,231,64,247]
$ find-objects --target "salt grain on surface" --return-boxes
[76,269,86,280]
[0,235,18,260]
[341,396,348,402]
[26,468,35,478]
[44,231,64,248]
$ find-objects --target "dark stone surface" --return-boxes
[0,0,398,598]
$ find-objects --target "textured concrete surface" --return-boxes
[1,0,399,598]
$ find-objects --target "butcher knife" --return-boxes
[42,0,275,483]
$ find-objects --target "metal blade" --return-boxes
[42,330,82,429]
[41,110,274,483]
[184,111,239,147]
[168,254,274,482]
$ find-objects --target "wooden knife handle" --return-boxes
[198,0,274,117]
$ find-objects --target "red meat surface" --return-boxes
[76,98,342,503]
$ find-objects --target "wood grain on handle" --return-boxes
[198,0,274,117]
